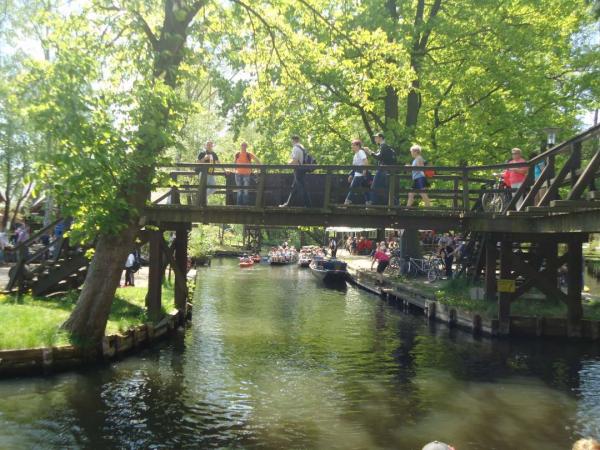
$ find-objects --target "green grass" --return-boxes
[0,284,174,350]
[433,277,600,321]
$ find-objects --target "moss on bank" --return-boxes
[0,286,173,351]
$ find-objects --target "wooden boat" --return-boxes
[298,253,312,267]
[251,254,261,263]
[309,258,348,283]
[268,250,298,265]
[239,257,254,268]
[298,257,311,267]
[297,245,320,267]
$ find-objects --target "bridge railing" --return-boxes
[150,124,600,215]
[464,123,600,214]
[152,162,498,212]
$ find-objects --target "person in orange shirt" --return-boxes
[234,142,261,205]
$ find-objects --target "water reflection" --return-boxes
[0,258,599,449]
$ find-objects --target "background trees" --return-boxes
[218,0,599,164]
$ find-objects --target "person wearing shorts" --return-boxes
[407,144,431,207]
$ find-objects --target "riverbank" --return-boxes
[339,253,600,340]
[0,269,195,376]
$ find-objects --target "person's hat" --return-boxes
[422,441,455,450]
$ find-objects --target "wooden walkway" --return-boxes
[146,124,600,234]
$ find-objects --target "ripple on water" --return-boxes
[0,258,599,449]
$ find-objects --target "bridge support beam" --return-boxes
[484,235,497,301]
[175,226,189,314]
[147,230,163,322]
[498,240,512,335]
[566,237,583,337]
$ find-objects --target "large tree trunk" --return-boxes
[61,1,204,349]
[62,224,139,350]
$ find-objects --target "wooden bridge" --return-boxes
[143,124,600,337]
[4,125,600,340]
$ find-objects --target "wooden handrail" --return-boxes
[12,218,62,251]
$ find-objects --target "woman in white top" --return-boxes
[407,144,431,207]
[344,139,369,205]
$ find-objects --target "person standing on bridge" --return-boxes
[344,139,369,205]
[197,140,220,197]
[365,132,396,205]
[234,142,261,206]
[279,136,312,208]
[505,147,528,190]
[407,145,431,208]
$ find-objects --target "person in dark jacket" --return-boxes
[328,237,338,258]
[365,132,396,205]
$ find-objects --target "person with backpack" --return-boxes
[234,142,261,205]
[124,250,140,287]
[407,144,432,207]
[196,140,220,198]
[279,135,312,208]
[365,132,396,205]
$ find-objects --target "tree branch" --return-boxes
[438,84,504,126]
[133,11,158,50]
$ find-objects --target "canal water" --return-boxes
[1,258,600,450]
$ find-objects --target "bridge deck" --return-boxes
[146,124,600,234]
[144,203,600,234]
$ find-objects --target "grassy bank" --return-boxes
[0,286,172,351]
[434,278,600,321]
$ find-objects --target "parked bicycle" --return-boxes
[385,249,403,277]
[403,256,442,281]
[481,173,512,213]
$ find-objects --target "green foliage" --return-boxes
[0,62,38,230]
[13,2,198,243]
[216,0,599,165]
[189,226,217,258]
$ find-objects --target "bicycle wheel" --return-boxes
[389,256,402,270]
[384,263,398,277]
[427,267,439,282]
[482,193,505,213]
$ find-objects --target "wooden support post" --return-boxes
[485,235,497,301]
[498,240,512,335]
[170,172,180,205]
[323,170,332,210]
[147,231,163,322]
[174,227,189,314]
[566,237,583,337]
[387,170,396,208]
[542,241,559,289]
[568,148,600,200]
[461,166,470,212]
[255,167,266,208]
[452,177,459,210]
[197,166,208,206]
[570,142,582,188]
